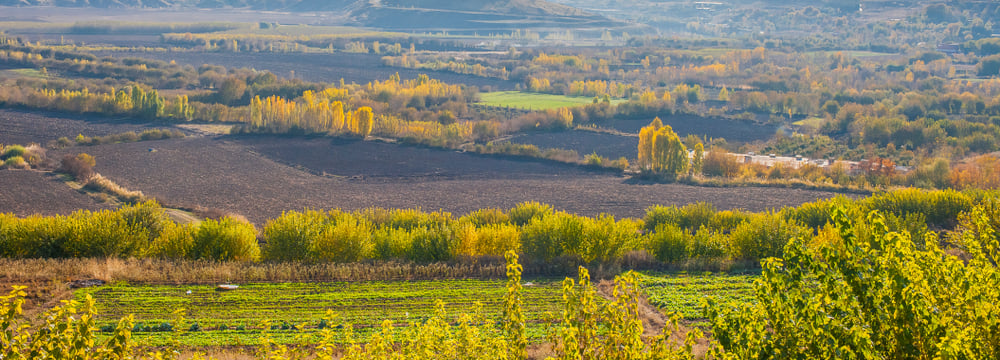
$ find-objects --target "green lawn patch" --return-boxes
[477,91,626,111]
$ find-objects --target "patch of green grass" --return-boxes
[477,91,626,110]
[793,117,825,128]
[2,68,49,79]
[813,50,897,58]
[637,272,757,328]
[76,279,564,346]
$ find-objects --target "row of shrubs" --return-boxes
[52,128,185,148]
[0,189,991,264]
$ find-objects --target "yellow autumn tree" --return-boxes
[637,118,688,177]
[356,107,374,137]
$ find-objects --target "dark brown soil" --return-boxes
[603,114,778,143]
[91,51,517,90]
[0,109,170,146]
[74,136,846,224]
[0,170,109,216]
[508,130,637,160]
[234,136,602,181]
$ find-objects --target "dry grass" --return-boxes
[0,258,511,285]
[84,174,146,203]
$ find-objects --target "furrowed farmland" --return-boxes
[67,136,845,223]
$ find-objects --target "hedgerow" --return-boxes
[1,189,998,269]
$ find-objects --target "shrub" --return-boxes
[728,213,811,261]
[474,223,521,256]
[2,156,27,169]
[863,188,972,229]
[147,221,195,258]
[371,227,413,260]
[313,216,373,262]
[0,145,25,160]
[509,202,553,226]
[643,202,717,232]
[578,215,642,263]
[460,208,509,227]
[702,148,741,177]
[521,212,584,261]
[409,225,456,262]
[59,153,96,181]
[647,223,688,262]
[189,217,259,261]
[262,209,327,261]
[0,213,15,257]
[60,209,152,258]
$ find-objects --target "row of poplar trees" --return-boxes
[637,117,703,178]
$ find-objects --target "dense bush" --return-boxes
[189,217,259,262]
[508,201,553,226]
[59,153,96,181]
[727,213,810,260]
[707,206,1000,358]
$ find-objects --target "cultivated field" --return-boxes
[0,170,109,215]
[637,272,756,328]
[477,91,627,110]
[92,51,517,90]
[72,272,753,346]
[78,279,565,346]
[605,115,778,143]
[0,109,171,146]
[69,136,847,224]
[507,130,637,160]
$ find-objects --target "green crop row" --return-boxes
[75,279,565,346]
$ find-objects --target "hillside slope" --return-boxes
[0,0,619,30]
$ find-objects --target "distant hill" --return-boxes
[0,0,621,30]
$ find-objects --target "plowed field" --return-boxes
[75,136,846,224]
[0,170,109,216]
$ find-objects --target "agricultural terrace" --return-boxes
[477,91,627,110]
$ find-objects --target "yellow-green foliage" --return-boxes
[0,287,137,360]
[190,217,259,262]
[146,221,195,259]
[508,201,553,226]
[727,213,811,260]
[521,212,642,262]
[470,223,521,256]
[637,118,688,177]
[707,206,1000,358]
[0,201,166,258]
[313,215,373,262]
[4,190,1000,268]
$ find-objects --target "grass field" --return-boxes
[76,279,565,346]
[477,91,626,110]
[637,272,757,327]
